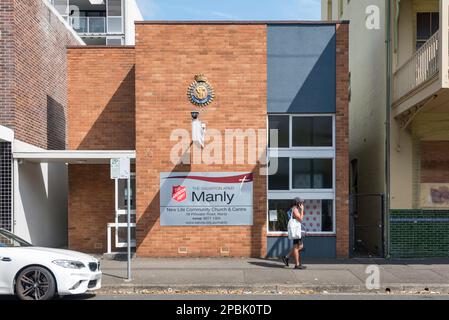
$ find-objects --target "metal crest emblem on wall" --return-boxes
[187,74,215,107]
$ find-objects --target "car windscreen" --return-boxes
[0,229,32,247]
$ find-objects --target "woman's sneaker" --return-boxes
[282,256,289,267]
[294,265,307,270]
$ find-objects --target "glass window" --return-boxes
[431,12,439,34]
[268,199,334,233]
[267,114,335,234]
[108,17,123,33]
[292,116,333,147]
[292,159,333,189]
[417,12,431,39]
[107,0,122,16]
[268,116,289,148]
[268,158,289,190]
[118,178,136,210]
[416,12,439,50]
[0,229,32,247]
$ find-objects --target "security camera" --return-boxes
[191,111,200,120]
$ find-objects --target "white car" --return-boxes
[0,228,102,300]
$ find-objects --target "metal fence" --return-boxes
[0,142,12,231]
[350,193,385,257]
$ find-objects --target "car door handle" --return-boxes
[1,257,12,262]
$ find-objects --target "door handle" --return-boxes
[1,257,12,262]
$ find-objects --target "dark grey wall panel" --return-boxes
[267,25,336,113]
[267,236,336,258]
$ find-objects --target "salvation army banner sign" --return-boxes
[160,172,254,226]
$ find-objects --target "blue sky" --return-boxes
[135,0,321,21]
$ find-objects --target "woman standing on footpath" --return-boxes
[282,197,307,270]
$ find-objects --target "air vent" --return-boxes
[178,247,188,254]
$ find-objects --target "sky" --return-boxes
[135,0,321,21]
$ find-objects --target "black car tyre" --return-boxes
[15,266,56,300]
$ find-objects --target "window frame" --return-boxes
[415,11,439,51]
[267,114,336,236]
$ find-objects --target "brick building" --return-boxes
[61,21,350,258]
[0,0,82,246]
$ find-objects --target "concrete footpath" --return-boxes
[97,257,449,295]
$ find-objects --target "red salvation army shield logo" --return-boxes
[172,185,187,202]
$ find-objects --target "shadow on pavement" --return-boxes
[248,260,286,269]
[251,257,449,266]
[59,293,97,300]
[103,273,128,280]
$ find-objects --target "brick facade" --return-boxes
[67,47,135,150]
[0,0,81,149]
[66,23,349,258]
[135,24,267,257]
[0,0,15,129]
[68,165,114,253]
[67,47,136,252]
[335,23,350,258]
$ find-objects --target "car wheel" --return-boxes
[15,266,56,301]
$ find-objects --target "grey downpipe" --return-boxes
[385,0,392,258]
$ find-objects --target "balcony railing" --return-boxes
[69,16,123,34]
[393,30,440,102]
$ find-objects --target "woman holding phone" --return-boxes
[282,197,307,270]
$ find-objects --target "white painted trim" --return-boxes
[267,232,336,237]
[13,139,45,153]
[269,149,335,158]
[0,125,14,143]
[41,0,85,45]
[13,150,136,160]
[267,192,335,200]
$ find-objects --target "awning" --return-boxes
[13,150,136,164]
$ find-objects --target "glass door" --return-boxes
[115,174,136,248]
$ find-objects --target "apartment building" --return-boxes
[0,0,83,247]
[322,0,449,258]
[50,0,143,45]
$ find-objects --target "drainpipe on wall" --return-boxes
[385,0,393,258]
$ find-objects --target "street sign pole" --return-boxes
[127,175,132,281]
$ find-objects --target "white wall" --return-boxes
[124,0,143,45]
[13,140,68,248]
[0,125,14,142]
[326,0,387,254]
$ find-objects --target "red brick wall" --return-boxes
[0,0,15,128]
[421,141,449,183]
[135,24,267,257]
[1,0,80,149]
[68,165,114,253]
[335,23,350,258]
[67,47,136,252]
[67,47,136,150]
